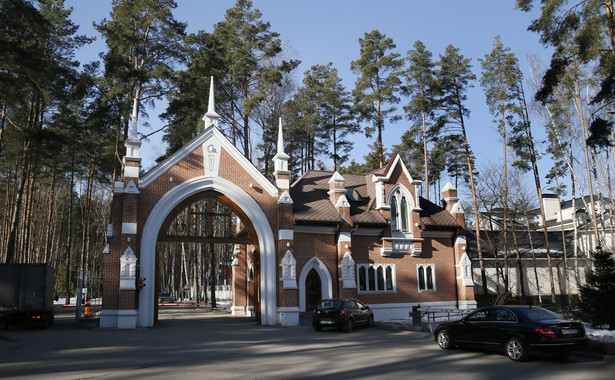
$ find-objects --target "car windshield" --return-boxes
[517,307,562,321]
[319,300,342,309]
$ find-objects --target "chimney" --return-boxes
[441,182,458,213]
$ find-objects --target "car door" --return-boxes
[455,309,489,344]
[355,300,370,324]
[482,308,516,347]
[345,300,360,323]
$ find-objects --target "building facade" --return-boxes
[100,81,476,328]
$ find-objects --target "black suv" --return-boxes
[312,298,375,332]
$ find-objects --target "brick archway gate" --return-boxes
[138,176,276,328]
[100,112,282,328]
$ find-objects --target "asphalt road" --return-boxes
[0,307,614,379]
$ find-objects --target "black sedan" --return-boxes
[434,305,588,361]
[312,298,375,332]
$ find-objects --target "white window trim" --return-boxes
[388,184,413,236]
[356,263,396,294]
[417,263,436,292]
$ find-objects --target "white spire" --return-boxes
[207,76,215,113]
[273,117,290,176]
[125,97,142,158]
[202,76,220,128]
[129,98,138,140]
[277,117,285,154]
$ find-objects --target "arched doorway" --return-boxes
[305,269,321,311]
[139,176,276,327]
[154,191,259,322]
[298,257,332,312]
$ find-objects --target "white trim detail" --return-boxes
[335,194,350,208]
[278,190,293,204]
[203,138,221,177]
[124,166,139,179]
[455,236,467,245]
[279,229,294,240]
[340,252,356,288]
[417,263,436,292]
[140,126,277,197]
[338,231,351,242]
[456,253,474,286]
[280,250,297,289]
[357,263,396,293]
[275,178,290,189]
[119,247,137,290]
[138,176,276,327]
[124,180,139,194]
[122,223,137,235]
[277,306,300,326]
[298,257,332,312]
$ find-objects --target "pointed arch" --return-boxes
[298,257,332,312]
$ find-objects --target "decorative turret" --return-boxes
[441,182,459,213]
[202,77,220,129]
[328,171,352,226]
[124,98,142,160]
[272,118,290,191]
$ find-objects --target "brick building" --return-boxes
[100,80,476,328]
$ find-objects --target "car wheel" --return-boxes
[437,329,454,350]
[367,316,375,328]
[313,323,322,331]
[505,337,528,362]
[344,319,353,333]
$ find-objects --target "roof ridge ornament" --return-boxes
[203,76,220,128]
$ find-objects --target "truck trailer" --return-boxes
[0,264,55,329]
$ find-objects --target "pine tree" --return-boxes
[578,250,615,329]
[437,45,486,293]
[403,40,439,200]
[212,0,298,160]
[94,0,186,178]
[351,30,403,168]
[479,35,523,293]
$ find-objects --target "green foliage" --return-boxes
[339,145,388,175]
[284,63,357,174]
[402,40,439,195]
[211,0,298,159]
[517,0,615,148]
[351,30,403,168]
[578,250,615,329]
[162,32,226,155]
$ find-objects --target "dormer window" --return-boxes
[390,188,410,233]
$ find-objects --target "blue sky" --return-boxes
[65,0,551,194]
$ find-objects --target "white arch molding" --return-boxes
[138,176,276,327]
[298,257,333,312]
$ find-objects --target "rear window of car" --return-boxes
[319,300,342,309]
[517,307,562,321]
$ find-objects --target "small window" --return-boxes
[417,264,436,292]
[358,267,367,291]
[390,196,398,231]
[400,197,408,231]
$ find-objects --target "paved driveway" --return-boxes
[1,307,614,379]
